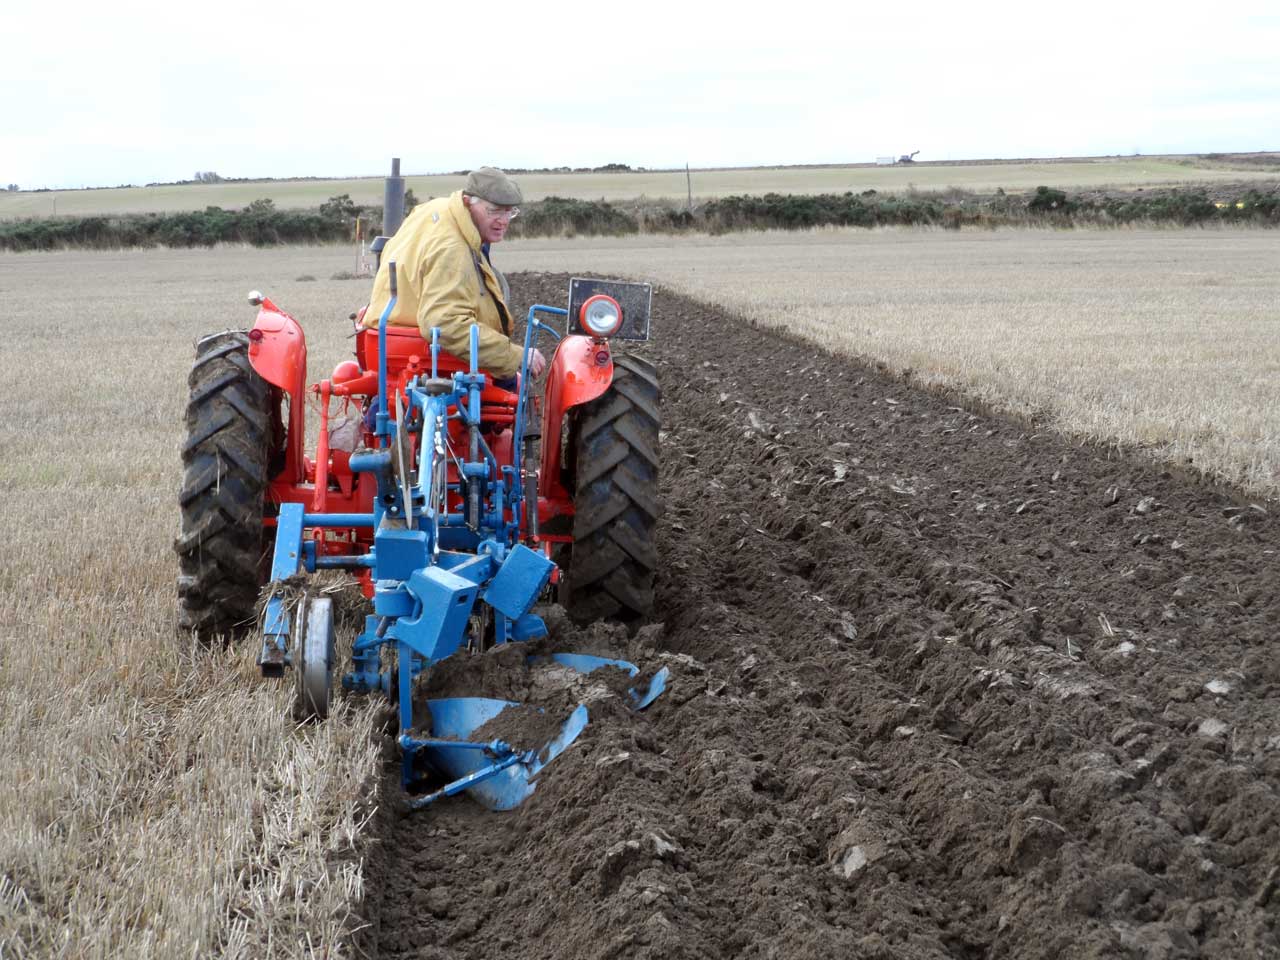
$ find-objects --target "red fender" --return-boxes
[539,334,615,512]
[248,298,307,486]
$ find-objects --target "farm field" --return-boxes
[1,232,1277,957]
[3,155,1278,219]
[500,228,1280,497]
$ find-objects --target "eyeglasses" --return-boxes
[479,201,520,221]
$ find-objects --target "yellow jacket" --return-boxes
[362,191,521,376]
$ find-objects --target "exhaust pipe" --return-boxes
[382,157,405,238]
[371,157,406,267]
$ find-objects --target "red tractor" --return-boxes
[175,273,661,655]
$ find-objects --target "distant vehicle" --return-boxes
[897,151,920,164]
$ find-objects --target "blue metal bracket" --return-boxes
[259,502,306,676]
[484,543,555,620]
[390,565,482,664]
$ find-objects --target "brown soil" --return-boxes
[351,273,1280,959]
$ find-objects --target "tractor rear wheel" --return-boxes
[565,354,661,625]
[175,331,272,639]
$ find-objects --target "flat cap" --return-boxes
[464,167,523,206]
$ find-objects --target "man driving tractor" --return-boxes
[361,166,547,382]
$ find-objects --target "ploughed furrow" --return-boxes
[351,274,1279,959]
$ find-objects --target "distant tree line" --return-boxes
[448,163,642,175]
[2,187,1277,252]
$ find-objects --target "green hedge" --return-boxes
[0,198,352,251]
[1096,189,1278,225]
[2,187,1276,252]
[697,187,1279,231]
[700,191,947,230]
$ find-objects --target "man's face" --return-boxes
[466,196,519,243]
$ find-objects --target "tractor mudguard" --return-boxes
[248,301,308,485]
[248,304,307,395]
[539,334,614,495]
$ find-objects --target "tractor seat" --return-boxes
[354,326,521,411]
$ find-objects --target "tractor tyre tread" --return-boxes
[566,354,661,626]
[175,331,271,641]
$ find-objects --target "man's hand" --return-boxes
[527,348,547,379]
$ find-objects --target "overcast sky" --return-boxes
[3,0,1277,190]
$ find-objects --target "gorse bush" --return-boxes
[1027,186,1073,214]
[513,197,638,237]
[319,193,360,222]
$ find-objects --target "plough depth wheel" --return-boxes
[294,596,334,721]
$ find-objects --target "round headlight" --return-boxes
[579,294,623,338]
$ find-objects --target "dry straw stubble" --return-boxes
[0,248,383,958]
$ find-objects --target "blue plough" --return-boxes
[258,263,666,810]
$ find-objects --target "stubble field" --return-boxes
[1,228,1276,958]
